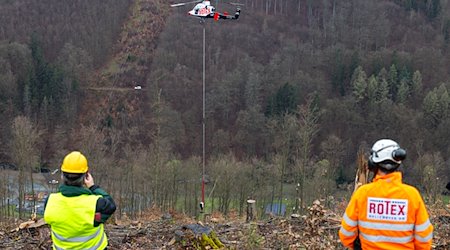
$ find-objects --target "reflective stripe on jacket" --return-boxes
[44,192,108,250]
[339,172,433,250]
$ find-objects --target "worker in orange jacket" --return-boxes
[339,139,433,250]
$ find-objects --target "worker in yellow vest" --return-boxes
[44,151,116,250]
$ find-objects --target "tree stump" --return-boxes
[246,199,256,222]
[174,223,224,249]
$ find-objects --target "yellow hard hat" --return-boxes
[61,151,89,173]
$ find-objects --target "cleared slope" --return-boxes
[81,0,170,135]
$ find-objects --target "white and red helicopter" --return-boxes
[171,0,242,21]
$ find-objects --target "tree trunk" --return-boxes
[18,167,24,219]
[30,169,35,216]
[278,162,284,215]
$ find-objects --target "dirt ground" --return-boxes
[0,201,449,249]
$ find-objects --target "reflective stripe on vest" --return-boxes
[360,232,413,243]
[53,230,106,250]
[359,220,414,231]
[415,219,431,232]
[415,232,433,242]
[343,213,358,227]
[339,226,356,237]
[52,226,101,242]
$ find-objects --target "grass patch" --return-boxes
[441,195,450,204]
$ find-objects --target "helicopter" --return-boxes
[171,0,242,21]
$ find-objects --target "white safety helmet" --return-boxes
[370,139,405,164]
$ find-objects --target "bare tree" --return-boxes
[271,114,299,214]
[210,154,238,215]
[9,116,41,219]
[320,134,344,206]
[296,97,320,213]
[415,152,446,203]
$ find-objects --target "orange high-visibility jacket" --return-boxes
[339,172,433,250]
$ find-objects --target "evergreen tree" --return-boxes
[410,70,423,104]
[423,91,439,127]
[351,66,367,102]
[444,19,450,44]
[331,48,346,96]
[404,0,419,11]
[388,64,398,100]
[0,59,16,104]
[265,83,299,117]
[376,70,389,102]
[398,65,411,84]
[422,84,449,128]
[436,84,449,119]
[366,75,378,106]
[397,78,410,104]
[27,35,69,125]
[425,0,441,19]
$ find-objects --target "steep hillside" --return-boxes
[81,0,170,144]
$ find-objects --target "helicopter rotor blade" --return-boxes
[170,0,202,7]
[229,2,245,6]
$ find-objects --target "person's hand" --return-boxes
[84,172,95,188]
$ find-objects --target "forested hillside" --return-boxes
[0,0,131,64]
[1,0,449,218]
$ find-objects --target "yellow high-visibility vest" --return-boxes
[44,193,108,250]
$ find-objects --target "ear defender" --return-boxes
[392,148,406,162]
[368,155,378,171]
[367,149,378,171]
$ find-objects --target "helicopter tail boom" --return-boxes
[214,7,240,21]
